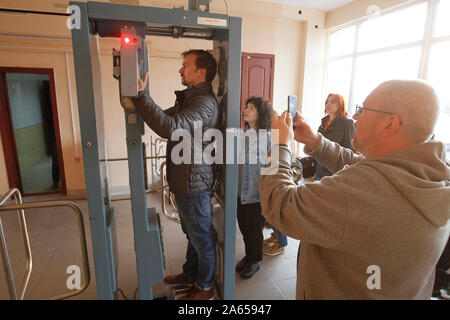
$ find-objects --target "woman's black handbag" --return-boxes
[291,158,303,184]
[299,156,316,178]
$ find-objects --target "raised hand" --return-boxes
[138,72,149,92]
[293,112,320,151]
[271,111,294,146]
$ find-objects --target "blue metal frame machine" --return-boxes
[70,1,242,300]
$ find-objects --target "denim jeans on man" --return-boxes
[175,190,216,290]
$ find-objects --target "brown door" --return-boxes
[240,53,274,127]
[0,68,66,195]
[0,73,22,190]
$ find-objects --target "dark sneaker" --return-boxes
[163,272,195,286]
[177,284,214,300]
[240,262,260,279]
[235,256,249,273]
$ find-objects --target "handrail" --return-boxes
[159,161,180,224]
[99,155,166,162]
[0,194,90,300]
[0,188,32,300]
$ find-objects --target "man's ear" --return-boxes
[198,67,207,81]
[382,114,401,137]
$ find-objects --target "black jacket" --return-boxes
[315,115,355,179]
[132,82,219,195]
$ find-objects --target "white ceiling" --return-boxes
[260,0,356,12]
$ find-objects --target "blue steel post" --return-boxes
[70,1,115,299]
[123,38,164,300]
[124,111,154,300]
[223,16,242,300]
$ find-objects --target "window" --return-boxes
[324,58,352,101]
[327,26,356,58]
[434,0,450,37]
[428,41,450,145]
[352,47,422,108]
[357,3,427,52]
[324,0,450,152]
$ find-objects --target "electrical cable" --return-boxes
[115,288,130,300]
[223,0,229,16]
[115,287,141,300]
[0,8,70,16]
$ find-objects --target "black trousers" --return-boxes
[51,142,59,184]
[237,198,265,262]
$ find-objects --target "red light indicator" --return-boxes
[124,37,130,44]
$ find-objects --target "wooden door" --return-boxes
[240,53,274,127]
[0,73,22,190]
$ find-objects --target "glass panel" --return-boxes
[323,58,352,113]
[5,73,59,195]
[434,0,450,37]
[358,3,428,51]
[352,46,422,109]
[328,26,356,58]
[427,41,450,152]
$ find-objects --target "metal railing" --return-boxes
[159,161,180,224]
[105,156,181,225]
[0,188,32,300]
[0,188,90,300]
[99,155,166,162]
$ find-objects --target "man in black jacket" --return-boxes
[124,50,219,300]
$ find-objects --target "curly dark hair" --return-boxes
[244,96,273,130]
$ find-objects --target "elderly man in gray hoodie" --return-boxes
[260,80,450,299]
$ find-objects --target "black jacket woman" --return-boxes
[315,93,355,180]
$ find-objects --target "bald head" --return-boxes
[367,80,440,144]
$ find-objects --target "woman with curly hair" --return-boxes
[235,96,274,279]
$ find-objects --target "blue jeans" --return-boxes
[273,226,288,248]
[175,190,216,290]
[266,221,288,248]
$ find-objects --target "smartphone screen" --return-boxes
[288,95,297,122]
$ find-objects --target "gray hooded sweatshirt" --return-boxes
[259,135,450,299]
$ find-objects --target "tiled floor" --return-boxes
[0,190,299,300]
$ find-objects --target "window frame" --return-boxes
[323,0,450,112]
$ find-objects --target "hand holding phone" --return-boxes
[288,95,297,122]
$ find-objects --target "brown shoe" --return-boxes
[264,242,286,256]
[177,284,214,300]
[264,232,276,244]
[163,272,195,286]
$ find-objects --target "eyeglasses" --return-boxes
[354,105,395,116]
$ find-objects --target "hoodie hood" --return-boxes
[362,141,450,226]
